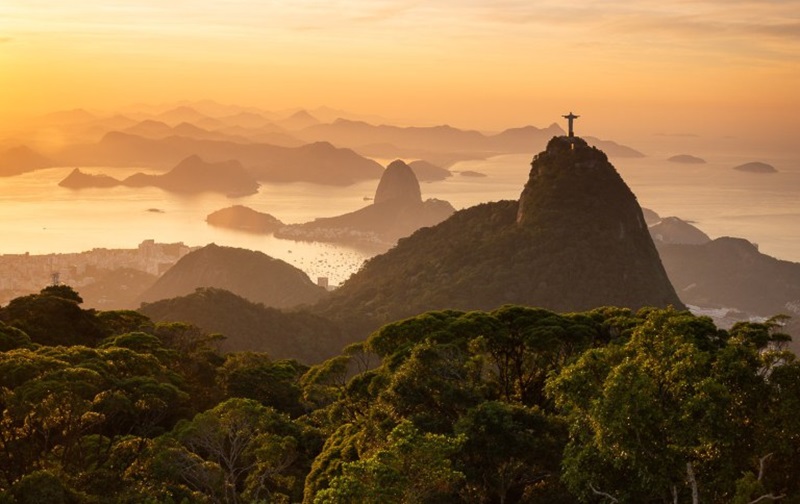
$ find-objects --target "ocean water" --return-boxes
[0,148,797,285]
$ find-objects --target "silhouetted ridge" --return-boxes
[316,136,682,337]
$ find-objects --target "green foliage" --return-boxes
[314,421,464,504]
[2,282,799,504]
[547,307,800,503]
[0,289,105,346]
[140,398,312,503]
[217,352,308,417]
[0,321,32,351]
[139,287,346,363]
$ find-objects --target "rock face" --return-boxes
[138,244,328,309]
[374,160,422,204]
[317,136,683,336]
[275,160,455,250]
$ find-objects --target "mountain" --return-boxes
[657,237,800,323]
[156,106,213,126]
[297,119,642,161]
[123,155,259,196]
[138,244,328,309]
[315,136,682,336]
[138,287,345,363]
[275,160,456,250]
[374,160,422,204]
[408,160,451,181]
[298,119,494,154]
[59,133,384,185]
[649,217,711,245]
[206,205,285,233]
[0,146,54,176]
[583,137,645,158]
[58,168,120,188]
[278,110,320,130]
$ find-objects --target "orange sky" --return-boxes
[1,1,798,145]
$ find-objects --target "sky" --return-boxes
[1,0,798,145]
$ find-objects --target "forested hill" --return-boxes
[138,243,328,309]
[316,136,681,337]
[0,285,797,503]
[139,287,346,363]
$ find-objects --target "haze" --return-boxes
[1,0,798,147]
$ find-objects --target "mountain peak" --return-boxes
[517,136,613,225]
[374,160,422,205]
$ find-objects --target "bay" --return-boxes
[0,148,797,286]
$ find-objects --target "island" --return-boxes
[667,154,706,164]
[733,161,777,174]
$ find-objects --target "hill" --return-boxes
[315,136,681,336]
[138,287,344,363]
[138,244,328,309]
[206,205,285,233]
[124,155,260,196]
[0,145,54,177]
[408,160,451,181]
[275,160,456,250]
[657,237,800,319]
[58,168,120,188]
[649,216,711,245]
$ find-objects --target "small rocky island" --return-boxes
[668,154,706,164]
[733,161,777,174]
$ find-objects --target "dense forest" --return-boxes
[0,285,798,503]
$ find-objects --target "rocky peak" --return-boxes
[517,136,641,231]
[373,160,422,205]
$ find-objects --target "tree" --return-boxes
[454,401,567,504]
[313,421,464,504]
[148,398,307,503]
[547,308,799,503]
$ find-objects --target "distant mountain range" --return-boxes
[59,155,261,197]
[3,103,647,185]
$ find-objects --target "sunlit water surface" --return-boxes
[0,147,797,285]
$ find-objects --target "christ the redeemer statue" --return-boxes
[562,112,579,137]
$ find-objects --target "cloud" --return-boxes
[0,37,12,43]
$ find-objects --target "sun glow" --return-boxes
[0,1,798,143]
